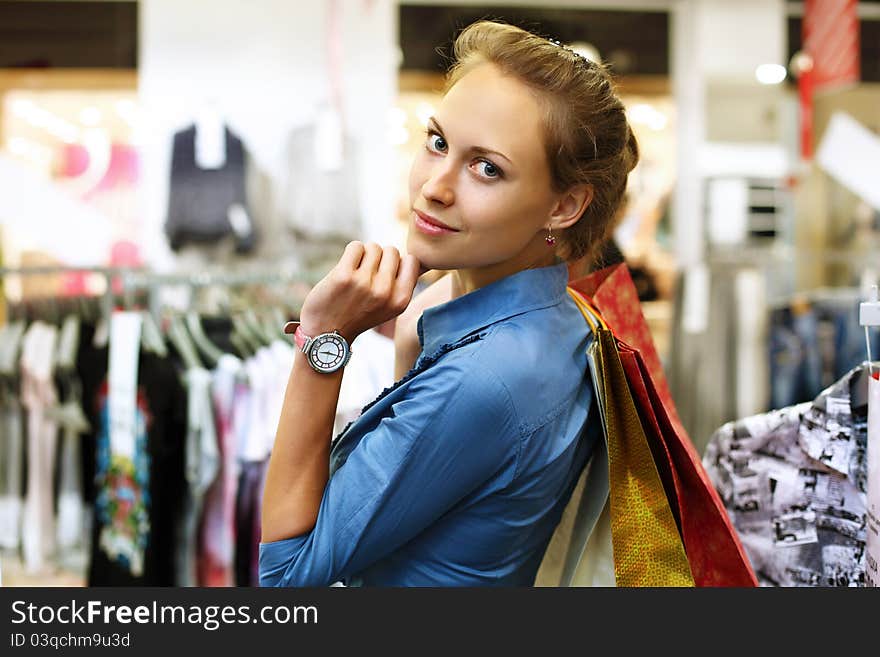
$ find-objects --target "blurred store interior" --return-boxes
[0,0,878,586]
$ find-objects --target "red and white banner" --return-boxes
[803,0,861,94]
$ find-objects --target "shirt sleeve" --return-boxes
[258,357,521,587]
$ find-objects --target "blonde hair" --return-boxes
[445,21,639,264]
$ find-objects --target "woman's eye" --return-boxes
[476,160,501,179]
[426,132,447,153]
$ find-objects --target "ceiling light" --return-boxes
[628,103,667,131]
[569,41,600,64]
[755,64,786,85]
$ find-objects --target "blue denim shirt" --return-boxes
[259,260,598,586]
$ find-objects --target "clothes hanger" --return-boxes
[0,325,10,377]
[0,320,26,377]
[55,313,81,371]
[231,314,261,354]
[269,306,289,340]
[118,281,166,358]
[185,310,224,367]
[167,313,203,370]
[229,330,253,360]
[140,311,169,358]
[243,308,273,346]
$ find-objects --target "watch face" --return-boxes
[308,333,349,372]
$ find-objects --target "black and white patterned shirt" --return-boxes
[703,365,868,586]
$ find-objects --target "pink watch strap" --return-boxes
[283,321,309,350]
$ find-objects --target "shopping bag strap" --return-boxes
[566,287,609,333]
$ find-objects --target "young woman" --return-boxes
[259,20,638,586]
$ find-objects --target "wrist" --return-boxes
[284,322,354,374]
[295,318,355,343]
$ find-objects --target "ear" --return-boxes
[549,183,594,230]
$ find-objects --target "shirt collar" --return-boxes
[797,363,866,478]
[417,260,569,356]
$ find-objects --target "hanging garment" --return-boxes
[20,321,59,574]
[769,304,825,409]
[87,351,187,586]
[240,354,266,462]
[47,382,90,561]
[278,122,362,242]
[769,295,880,410]
[704,364,869,586]
[235,460,264,587]
[233,355,263,586]
[0,368,24,551]
[199,354,243,587]
[867,374,880,587]
[250,457,269,587]
[76,321,108,509]
[276,122,362,271]
[264,341,295,456]
[51,313,91,564]
[333,329,395,440]
[175,367,220,587]
[165,123,256,254]
[253,346,279,456]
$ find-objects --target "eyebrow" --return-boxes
[428,117,513,166]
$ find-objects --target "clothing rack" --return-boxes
[116,267,326,322]
[705,245,880,314]
[707,245,880,268]
[0,265,147,321]
[766,285,875,311]
[1,264,325,323]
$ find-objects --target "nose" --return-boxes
[421,161,455,207]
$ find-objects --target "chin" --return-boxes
[406,233,454,271]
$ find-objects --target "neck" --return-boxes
[450,238,559,299]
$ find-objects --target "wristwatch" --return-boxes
[284,321,352,374]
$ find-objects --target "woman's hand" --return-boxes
[393,272,454,379]
[298,242,423,342]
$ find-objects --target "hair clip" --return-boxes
[549,37,592,68]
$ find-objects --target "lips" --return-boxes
[413,209,459,232]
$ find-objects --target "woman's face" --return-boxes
[407,63,559,275]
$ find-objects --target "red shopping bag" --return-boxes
[569,264,758,587]
[568,261,685,434]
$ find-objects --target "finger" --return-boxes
[392,254,422,310]
[375,246,401,291]
[358,242,383,275]
[337,241,365,273]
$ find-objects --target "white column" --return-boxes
[670,0,787,267]
[670,0,706,268]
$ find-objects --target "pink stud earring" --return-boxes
[545,226,557,246]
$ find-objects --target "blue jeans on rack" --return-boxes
[769,307,823,409]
